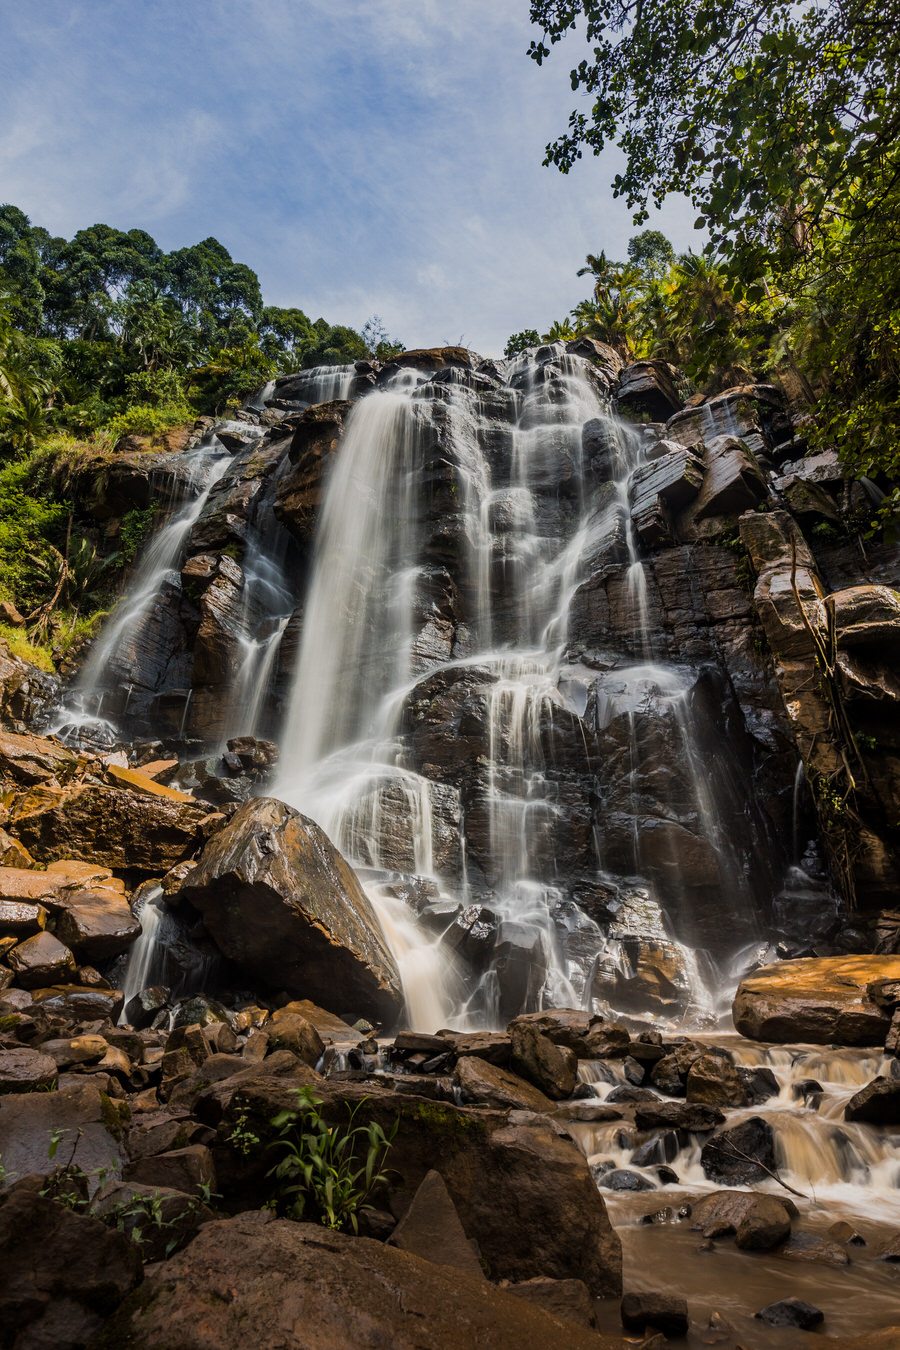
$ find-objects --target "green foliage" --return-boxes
[504,329,541,357]
[0,452,69,612]
[227,1107,261,1156]
[119,507,157,563]
[528,0,900,505]
[266,1087,397,1232]
[103,403,192,445]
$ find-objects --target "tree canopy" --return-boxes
[527,0,900,517]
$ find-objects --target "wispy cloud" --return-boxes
[1,1,699,355]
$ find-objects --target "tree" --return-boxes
[527,0,900,500]
[627,230,674,281]
[504,329,541,357]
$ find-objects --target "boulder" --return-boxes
[634,1101,724,1133]
[0,730,77,786]
[220,1080,622,1297]
[0,1179,142,1350]
[98,1213,630,1350]
[30,984,123,1021]
[10,782,208,871]
[629,447,704,544]
[844,1076,900,1125]
[266,1008,326,1067]
[827,585,900,649]
[52,887,141,961]
[454,1056,553,1113]
[0,1080,126,1189]
[6,930,76,987]
[780,1229,850,1266]
[620,1291,689,1337]
[689,1191,792,1250]
[388,1169,484,1279]
[700,1116,776,1184]
[277,1000,363,1048]
[509,1020,577,1100]
[616,361,682,421]
[685,1054,747,1108]
[92,1180,213,1261]
[275,400,352,543]
[0,1046,58,1094]
[0,897,47,935]
[733,956,900,1045]
[756,1298,824,1330]
[507,1276,596,1328]
[177,797,401,1021]
[123,1145,216,1196]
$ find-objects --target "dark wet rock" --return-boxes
[689,1191,792,1250]
[629,447,704,545]
[829,1220,867,1246]
[0,897,47,935]
[454,1055,553,1113]
[685,1053,747,1108]
[634,1101,724,1133]
[52,887,142,961]
[439,1031,511,1067]
[0,1045,58,1094]
[505,1008,596,1057]
[630,1132,680,1168]
[606,1085,659,1105]
[845,1076,900,1124]
[124,1144,216,1195]
[649,1054,688,1096]
[30,984,124,1021]
[597,1168,656,1193]
[733,955,900,1045]
[388,1168,484,1279]
[275,400,352,544]
[509,1019,577,1100]
[178,797,401,1019]
[585,1023,632,1058]
[780,1229,850,1266]
[6,930,76,987]
[0,1178,143,1349]
[739,1064,780,1104]
[99,1213,626,1350]
[701,1116,776,1184]
[0,729,78,786]
[620,1290,689,1337]
[623,1056,645,1085]
[755,1297,824,1330]
[616,361,683,422]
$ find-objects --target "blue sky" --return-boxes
[2,1,698,356]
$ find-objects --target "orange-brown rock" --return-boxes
[0,730,77,787]
[105,763,197,804]
[7,931,76,988]
[733,956,900,1044]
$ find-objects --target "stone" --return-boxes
[701,1116,776,1184]
[685,1054,747,1108]
[596,1169,656,1192]
[221,1081,622,1297]
[0,1046,58,1094]
[755,1297,824,1330]
[877,1233,900,1262]
[507,1277,596,1328]
[634,1101,724,1133]
[31,984,123,1021]
[124,1144,216,1195]
[455,1055,554,1112]
[0,829,35,868]
[620,1291,689,1337]
[98,1214,630,1350]
[829,1220,867,1246]
[443,1031,511,1066]
[178,797,401,1020]
[267,1008,326,1066]
[0,729,77,786]
[0,897,47,934]
[40,1034,108,1069]
[0,1180,142,1350]
[616,361,683,421]
[6,930,76,987]
[509,1020,577,1099]
[733,956,900,1045]
[10,781,208,871]
[0,1080,126,1187]
[629,447,704,544]
[689,1191,792,1250]
[52,887,142,961]
[844,1076,900,1124]
[388,1168,484,1278]
[780,1229,850,1266]
[92,1180,213,1261]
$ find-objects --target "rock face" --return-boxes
[99,1213,629,1350]
[178,797,402,1020]
[733,956,900,1044]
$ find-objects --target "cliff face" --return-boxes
[37,342,900,1021]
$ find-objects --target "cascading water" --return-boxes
[274,346,770,1031]
[53,433,232,744]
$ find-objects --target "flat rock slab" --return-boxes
[100,1214,631,1350]
[0,1046,58,1094]
[389,1168,484,1279]
[733,956,900,1044]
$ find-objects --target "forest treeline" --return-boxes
[0,205,403,669]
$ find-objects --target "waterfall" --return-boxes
[53,435,231,743]
[274,345,768,1032]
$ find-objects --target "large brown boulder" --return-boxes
[9,782,208,871]
[218,1078,621,1298]
[733,956,900,1045]
[0,730,77,786]
[98,1213,629,1350]
[178,797,402,1021]
[0,1178,142,1350]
